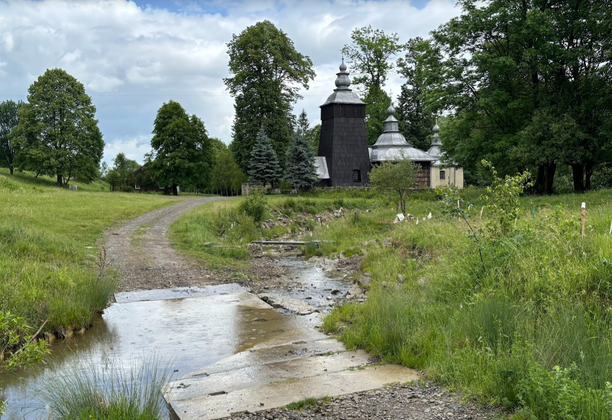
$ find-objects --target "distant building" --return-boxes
[316,59,372,187]
[315,60,463,189]
[427,119,464,189]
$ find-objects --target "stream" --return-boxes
[0,257,353,420]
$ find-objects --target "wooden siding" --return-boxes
[318,103,371,187]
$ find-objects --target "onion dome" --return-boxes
[370,104,435,163]
[321,58,365,106]
[427,118,443,165]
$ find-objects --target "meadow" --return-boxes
[0,169,175,336]
[171,185,612,420]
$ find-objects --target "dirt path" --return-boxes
[104,197,229,292]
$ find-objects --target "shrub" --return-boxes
[238,193,268,223]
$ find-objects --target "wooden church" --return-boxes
[315,60,463,189]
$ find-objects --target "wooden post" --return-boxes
[581,202,586,239]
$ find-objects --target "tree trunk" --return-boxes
[9,165,13,175]
[544,163,556,195]
[572,164,585,192]
[585,161,593,191]
[172,183,178,196]
[534,163,556,194]
[57,174,63,187]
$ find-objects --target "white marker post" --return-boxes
[581,202,586,239]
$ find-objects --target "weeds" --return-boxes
[40,355,171,420]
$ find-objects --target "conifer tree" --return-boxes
[248,127,282,188]
[285,132,318,191]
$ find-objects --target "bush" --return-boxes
[238,193,268,223]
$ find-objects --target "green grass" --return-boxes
[40,356,171,420]
[315,188,612,420]
[0,170,176,335]
[284,396,329,411]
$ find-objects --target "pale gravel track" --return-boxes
[103,196,229,292]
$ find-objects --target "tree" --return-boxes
[396,38,438,151]
[342,26,403,145]
[225,20,315,172]
[149,101,213,196]
[14,69,104,186]
[248,127,283,188]
[295,109,320,153]
[427,0,612,193]
[106,153,140,192]
[285,132,319,191]
[369,157,417,216]
[210,139,246,196]
[0,100,23,175]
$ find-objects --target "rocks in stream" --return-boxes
[258,293,319,315]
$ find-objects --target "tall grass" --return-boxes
[40,355,171,420]
[0,171,175,335]
[322,193,612,420]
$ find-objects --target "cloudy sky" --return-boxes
[0,0,460,165]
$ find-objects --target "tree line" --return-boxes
[4,3,610,194]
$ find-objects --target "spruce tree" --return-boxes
[285,132,319,191]
[248,127,283,188]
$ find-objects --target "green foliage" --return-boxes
[369,157,417,215]
[149,101,213,196]
[319,187,612,420]
[427,0,612,192]
[396,38,437,151]
[285,132,318,191]
[295,109,320,153]
[210,141,246,196]
[238,192,268,224]
[225,20,315,172]
[14,69,104,186]
[248,127,283,188]
[41,357,170,420]
[106,153,140,192]
[285,397,327,411]
[0,99,23,175]
[342,26,403,145]
[0,311,49,415]
[481,161,532,235]
[0,169,173,341]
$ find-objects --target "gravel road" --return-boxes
[102,196,500,420]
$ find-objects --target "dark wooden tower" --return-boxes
[317,60,371,187]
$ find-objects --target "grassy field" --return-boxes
[171,186,612,420]
[0,169,176,335]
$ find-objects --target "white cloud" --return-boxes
[0,0,460,164]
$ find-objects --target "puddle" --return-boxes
[269,257,354,312]
[0,288,315,419]
[0,258,352,419]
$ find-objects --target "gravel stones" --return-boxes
[229,382,498,420]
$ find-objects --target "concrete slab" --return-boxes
[186,337,346,378]
[168,364,420,420]
[164,350,373,402]
[114,283,246,303]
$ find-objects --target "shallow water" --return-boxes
[0,258,351,419]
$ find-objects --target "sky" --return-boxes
[0,0,461,166]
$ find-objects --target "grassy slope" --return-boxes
[0,169,176,333]
[171,188,612,420]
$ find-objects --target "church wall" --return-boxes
[430,166,464,189]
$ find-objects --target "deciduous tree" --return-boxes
[149,101,213,196]
[14,69,104,186]
[0,100,23,175]
[105,153,140,192]
[342,26,403,145]
[225,21,315,172]
[369,157,417,216]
